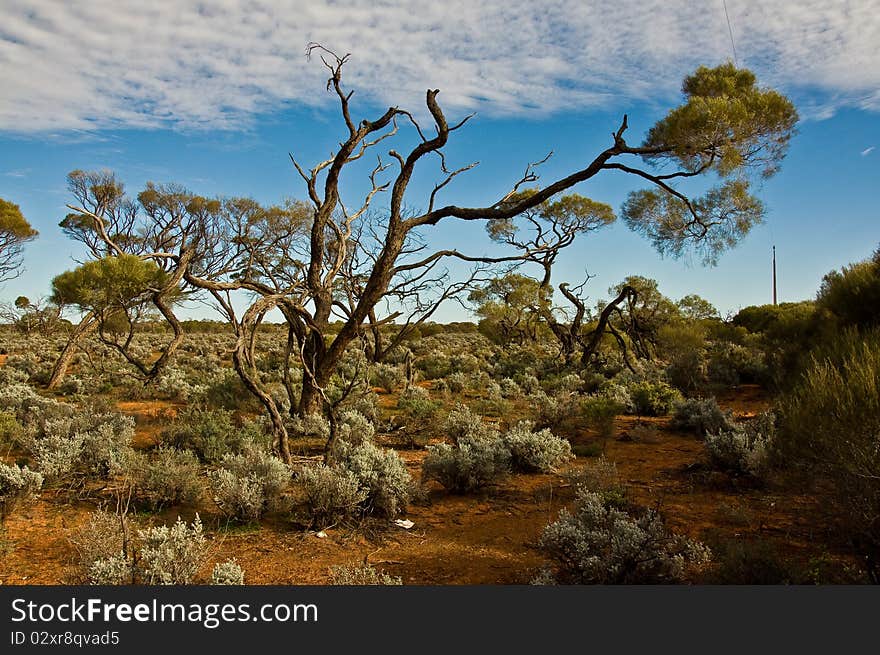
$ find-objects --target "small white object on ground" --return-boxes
[316,530,328,538]
[394,519,414,529]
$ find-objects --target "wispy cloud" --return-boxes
[1,1,879,133]
[2,168,31,178]
[861,146,875,156]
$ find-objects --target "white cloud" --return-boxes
[1,1,879,132]
[861,146,875,156]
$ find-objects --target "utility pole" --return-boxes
[772,245,778,306]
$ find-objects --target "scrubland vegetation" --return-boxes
[1,54,877,585]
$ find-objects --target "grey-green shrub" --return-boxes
[501,421,572,473]
[705,412,775,477]
[137,515,208,585]
[329,564,402,585]
[209,445,290,522]
[0,462,43,520]
[371,363,404,394]
[671,397,734,437]
[297,465,367,527]
[211,559,245,585]
[422,435,511,493]
[444,403,498,444]
[335,410,375,447]
[539,487,711,584]
[333,442,411,518]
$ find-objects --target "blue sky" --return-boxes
[1,1,878,321]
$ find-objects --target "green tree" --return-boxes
[0,197,38,282]
[677,294,719,321]
[817,246,880,329]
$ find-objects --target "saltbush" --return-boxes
[137,515,208,585]
[0,462,43,520]
[297,465,367,527]
[211,559,245,585]
[329,564,402,585]
[538,487,711,584]
[332,442,411,518]
[670,397,734,437]
[209,445,290,521]
[705,412,775,477]
[422,435,511,493]
[501,421,572,473]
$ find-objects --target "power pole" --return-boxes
[772,245,778,306]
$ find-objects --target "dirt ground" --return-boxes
[0,385,853,585]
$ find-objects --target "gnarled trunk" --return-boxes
[47,311,98,389]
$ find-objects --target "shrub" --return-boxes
[288,412,331,442]
[123,447,203,510]
[705,412,775,477]
[211,559,245,585]
[627,380,682,416]
[705,538,794,584]
[443,403,497,443]
[88,553,133,585]
[396,386,441,443]
[670,397,734,437]
[538,487,711,584]
[777,330,880,582]
[70,510,127,576]
[0,462,43,520]
[198,370,262,411]
[580,395,624,442]
[422,435,511,493]
[371,363,404,394]
[501,421,572,473]
[329,564,402,585]
[297,465,367,527]
[332,442,411,518]
[137,515,208,585]
[566,456,627,507]
[444,371,468,393]
[160,408,241,464]
[209,445,290,522]
[528,390,581,433]
[335,410,375,447]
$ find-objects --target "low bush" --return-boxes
[670,397,734,437]
[211,559,245,585]
[371,363,404,394]
[627,380,682,417]
[0,462,43,520]
[538,487,711,584]
[705,412,775,477]
[209,445,290,522]
[160,408,241,464]
[422,435,511,493]
[297,465,367,528]
[123,447,203,510]
[501,421,572,473]
[137,515,208,585]
[332,442,411,518]
[329,564,402,585]
[443,403,498,444]
[580,395,624,442]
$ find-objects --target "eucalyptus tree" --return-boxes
[0,197,38,283]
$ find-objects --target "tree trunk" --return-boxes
[46,311,98,389]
